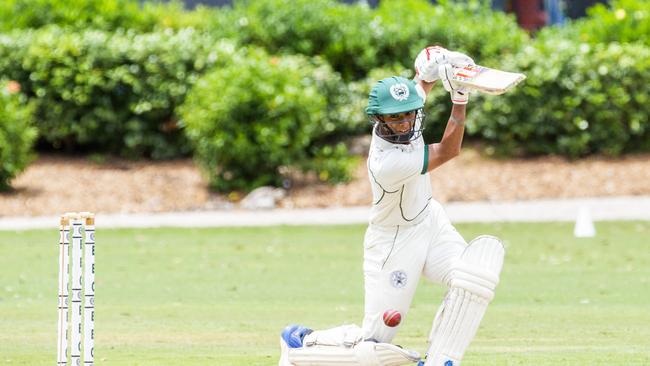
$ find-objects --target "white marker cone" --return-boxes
[574,206,596,238]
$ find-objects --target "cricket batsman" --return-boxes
[278,46,506,366]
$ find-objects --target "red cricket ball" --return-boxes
[383,309,401,327]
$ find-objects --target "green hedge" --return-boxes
[1,0,528,82]
[222,0,377,80]
[0,81,37,191]
[224,0,527,80]
[179,48,365,192]
[537,0,650,46]
[0,0,158,32]
[468,39,650,157]
[0,0,226,32]
[373,0,527,71]
[0,27,231,159]
[576,0,650,45]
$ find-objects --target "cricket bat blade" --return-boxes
[452,65,526,95]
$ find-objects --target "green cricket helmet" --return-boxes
[366,76,425,143]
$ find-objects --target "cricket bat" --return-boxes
[451,65,526,95]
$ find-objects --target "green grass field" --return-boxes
[1,221,649,365]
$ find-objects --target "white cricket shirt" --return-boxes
[367,118,432,227]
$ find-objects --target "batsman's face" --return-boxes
[383,111,417,134]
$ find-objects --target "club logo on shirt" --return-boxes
[390,270,407,288]
[389,83,409,101]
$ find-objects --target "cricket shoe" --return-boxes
[417,358,454,366]
[281,324,313,348]
[279,324,313,366]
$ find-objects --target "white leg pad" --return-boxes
[424,235,505,366]
[287,342,420,366]
[374,343,421,365]
[304,324,364,348]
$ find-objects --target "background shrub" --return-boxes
[373,0,527,70]
[223,0,527,80]
[0,81,37,191]
[222,0,378,80]
[0,27,233,159]
[0,0,159,32]
[0,0,231,32]
[576,0,650,45]
[180,48,365,192]
[537,0,650,46]
[144,2,229,31]
[468,39,650,157]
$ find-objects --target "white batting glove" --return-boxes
[414,46,449,83]
[439,64,469,105]
[446,51,475,68]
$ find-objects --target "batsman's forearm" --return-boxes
[439,104,466,156]
[424,105,466,172]
[450,104,466,124]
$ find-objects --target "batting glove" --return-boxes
[446,51,475,68]
[439,64,470,105]
[414,46,449,83]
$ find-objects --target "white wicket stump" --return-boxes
[57,220,70,365]
[83,216,95,365]
[57,212,95,366]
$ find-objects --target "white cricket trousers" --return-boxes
[361,201,467,343]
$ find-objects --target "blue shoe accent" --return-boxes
[281,324,313,348]
[444,360,454,366]
[417,361,425,366]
